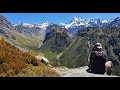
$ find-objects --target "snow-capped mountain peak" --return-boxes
[60,22,67,26]
[14,21,51,29]
[71,17,86,24]
[108,16,120,27]
[62,17,87,29]
[59,17,114,34]
[14,22,36,28]
[115,16,120,20]
[101,20,109,23]
[39,22,50,29]
[72,17,82,22]
[13,16,120,36]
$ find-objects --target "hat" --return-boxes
[95,43,102,49]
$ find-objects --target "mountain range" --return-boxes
[14,16,120,36]
[1,15,120,76]
[0,15,42,51]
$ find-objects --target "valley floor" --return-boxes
[53,66,118,77]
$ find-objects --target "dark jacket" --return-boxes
[90,50,107,74]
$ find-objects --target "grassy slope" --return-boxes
[12,31,42,50]
[0,38,60,77]
[37,28,71,66]
[1,29,43,52]
[60,27,120,68]
[60,36,89,68]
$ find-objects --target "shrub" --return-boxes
[16,64,60,77]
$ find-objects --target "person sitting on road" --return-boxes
[88,43,107,74]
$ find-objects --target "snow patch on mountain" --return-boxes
[59,17,118,34]
[14,21,50,29]
[14,22,35,28]
[39,22,50,29]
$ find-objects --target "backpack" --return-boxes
[90,51,107,74]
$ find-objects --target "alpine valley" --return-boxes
[1,15,120,76]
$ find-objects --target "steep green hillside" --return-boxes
[40,28,71,54]
[60,27,120,68]
[38,27,71,66]
[60,36,89,68]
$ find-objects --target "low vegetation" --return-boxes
[38,28,71,66]
[0,38,60,77]
[60,27,120,69]
[16,64,60,77]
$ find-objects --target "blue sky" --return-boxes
[1,13,120,24]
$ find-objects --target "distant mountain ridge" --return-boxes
[0,15,42,51]
[14,16,120,35]
[1,15,120,76]
[1,14,120,53]
[60,17,111,34]
[14,21,61,38]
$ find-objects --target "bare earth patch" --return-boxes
[53,66,118,77]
